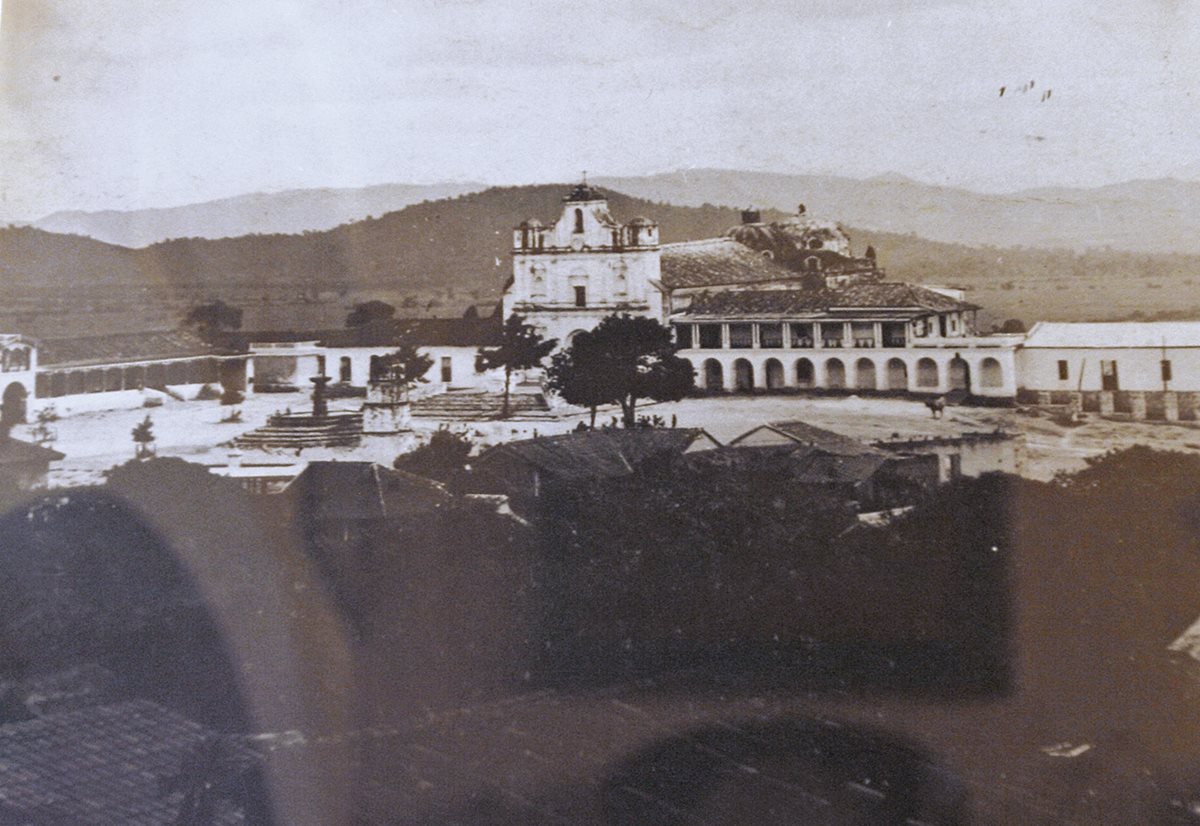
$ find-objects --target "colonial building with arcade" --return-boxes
[504,186,1021,401]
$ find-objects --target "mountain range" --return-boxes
[21,182,485,249]
[17,170,1200,255]
[594,170,1200,254]
[2,183,1198,340]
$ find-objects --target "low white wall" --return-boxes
[1019,347,1200,392]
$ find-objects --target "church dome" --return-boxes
[562,182,605,202]
[727,214,853,263]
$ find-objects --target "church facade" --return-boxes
[503,183,664,347]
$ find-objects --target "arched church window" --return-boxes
[574,209,584,234]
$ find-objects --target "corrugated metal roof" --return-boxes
[1022,321,1200,349]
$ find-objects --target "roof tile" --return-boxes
[676,283,976,317]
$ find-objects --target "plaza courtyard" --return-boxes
[13,391,1200,489]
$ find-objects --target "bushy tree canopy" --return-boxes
[183,300,242,341]
[345,300,396,328]
[547,314,694,427]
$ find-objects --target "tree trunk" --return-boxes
[622,395,636,427]
[501,367,511,418]
[589,405,598,430]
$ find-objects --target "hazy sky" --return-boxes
[1,0,1197,219]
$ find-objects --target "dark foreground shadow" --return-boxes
[603,717,968,826]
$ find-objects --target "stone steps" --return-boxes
[410,391,550,421]
[232,412,363,449]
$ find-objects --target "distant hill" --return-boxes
[22,170,1200,255]
[2,183,1199,339]
[27,182,487,247]
[593,170,1200,254]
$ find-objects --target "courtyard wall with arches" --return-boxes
[680,344,1018,399]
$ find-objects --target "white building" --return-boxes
[246,317,506,394]
[1020,322,1200,394]
[504,182,664,347]
[1018,321,1200,420]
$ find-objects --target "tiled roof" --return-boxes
[660,239,801,289]
[287,461,453,522]
[475,428,719,482]
[0,699,245,825]
[319,317,503,348]
[0,664,123,721]
[1022,321,1200,349]
[0,437,65,466]
[746,420,887,457]
[37,330,217,368]
[678,443,888,485]
[676,283,977,318]
[791,451,890,485]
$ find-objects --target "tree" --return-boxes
[131,415,156,459]
[545,330,620,429]
[183,301,242,343]
[345,300,395,328]
[371,327,434,391]
[996,318,1027,333]
[475,315,556,418]
[394,427,473,485]
[549,314,694,428]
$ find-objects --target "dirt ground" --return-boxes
[16,391,1200,488]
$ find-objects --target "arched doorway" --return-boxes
[2,382,28,426]
[795,358,814,388]
[886,358,908,391]
[825,358,846,389]
[765,359,784,390]
[339,356,352,383]
[734,359,755,393]
[949,356,970,392]
[980,357,1003,388]
[916,358,939,389]
[854,358,877,391]
[703,359,724,391]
